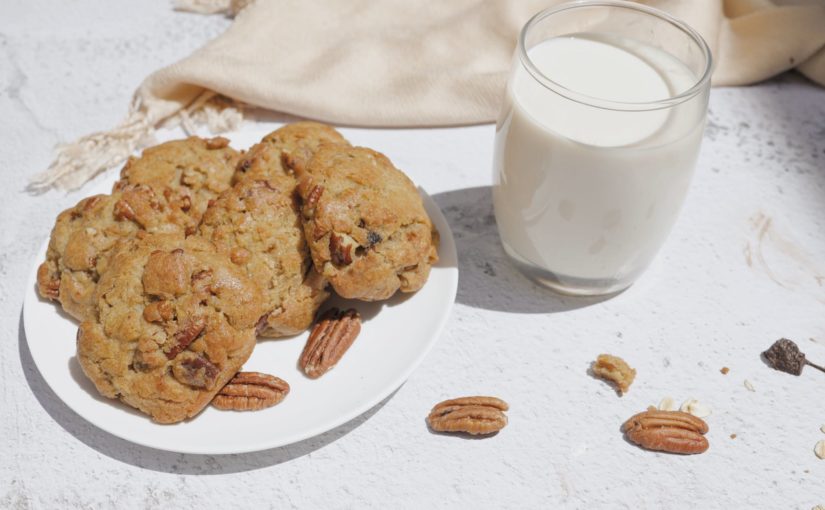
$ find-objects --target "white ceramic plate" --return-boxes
[23,132,458,454]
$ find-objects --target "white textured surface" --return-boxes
[2,1,825,508]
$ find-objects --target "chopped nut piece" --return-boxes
[815,440,825,460]
[591,353,636,395]
[329,232,358,266]
[730,433,737,439]
[205,136,230,150]
[744,379,755,392]
[427,396,508,435]
[622,409,709,455]
[680,398,712,418]
[165,316,207,360]
[658,397,677,411]
[212,372,290,411]
[720,366,730,375]
[300,308,361,378]
[171,355,219,389]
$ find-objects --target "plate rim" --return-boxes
[23,179,458,455]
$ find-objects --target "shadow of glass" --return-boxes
[18,310,393,474]
[431,186,614,313]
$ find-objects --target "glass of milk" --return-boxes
[492,0,712,296]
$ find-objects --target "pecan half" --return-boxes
[300,308,361,378]
[427,396,509,435]
[212,372,290,411]
[622,409,709,454]
[165,316,206,359]
[143,300,174,323]
[329,233,357,266]
[172,355,220,389]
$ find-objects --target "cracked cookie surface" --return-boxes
[76,234,266,423]
[115,136,239,234]
[37,136,239,322]
[296,146,439,301]
[198,177,329,337]
[232,122,349,184]
[36,185,187,321]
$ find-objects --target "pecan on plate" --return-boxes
[427,396,509,436]
[300,308,361,379]
[212,372,290,411]
[622,409,709,454]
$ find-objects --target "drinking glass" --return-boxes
[492,0,712,296]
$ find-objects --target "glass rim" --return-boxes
[518,0,713,112]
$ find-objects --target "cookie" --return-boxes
[115,136,240,233]
[296,146,439,301]
[77,234,267,424]
[38,136,238,322]
[233,122,349,183]
[37,184,186,321]
[198,178,329,337]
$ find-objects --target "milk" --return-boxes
[492,33,707,294]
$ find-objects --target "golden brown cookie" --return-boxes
[77,234,267,424]
[232,122,349,183]
[198,178,329,337]
[296,146,439,301]
[115,136,239,234]
[38,136,239,322]
[36,185,186,321]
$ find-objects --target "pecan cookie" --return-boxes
[38,136,238,322]
[198,177,329,337]
[77,234,267,423]
[36,184,186,321]
[296,146,439,301]
[233,122,349,183]
[115,136,239,233]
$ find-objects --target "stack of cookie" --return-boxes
[37,123,439,423]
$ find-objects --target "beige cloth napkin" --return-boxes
[32,0,825,191]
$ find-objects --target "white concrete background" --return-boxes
[2,1,825,508]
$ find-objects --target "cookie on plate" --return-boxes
[296,146,439,301]
[36,184,186,321]
[37,136,238,322]
[77,234,267,424]
[115,136,240,233]
[233,122,349,183]
[198,178,329,337]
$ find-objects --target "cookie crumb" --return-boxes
[730,433,737,439]
[720,366,729,375]
[815,440,825,460]
[591,354,636,395]
[744,379,755,392]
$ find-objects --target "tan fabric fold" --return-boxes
[32,0,825,191]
